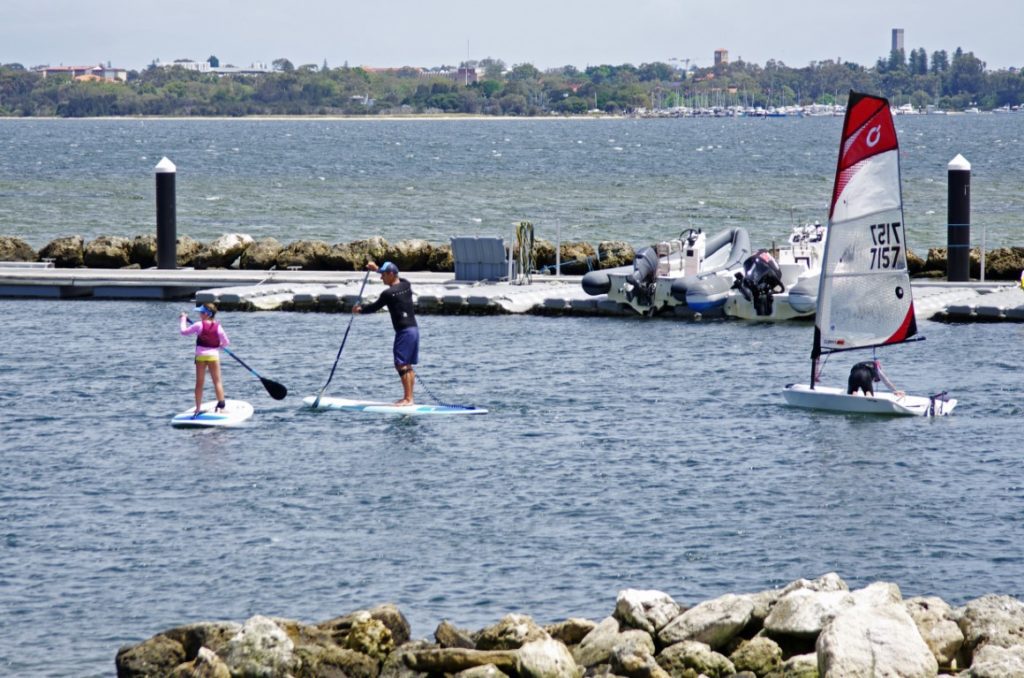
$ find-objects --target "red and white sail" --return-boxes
[814,92,917,356]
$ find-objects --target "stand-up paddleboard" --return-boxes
[303,395,486,415]
[171,399,254,428]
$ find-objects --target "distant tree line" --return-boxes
[0,47,1021,118]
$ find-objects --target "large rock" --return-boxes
[168,646,230,678]
[0,236,35,261]
[277,239,331,270]
[437,620,476,649]
[729,635,782,676]
[903,596,963,668]
[609,634,666,678]
[316,604,411,649]
[324,242,362,271]
[558,241,597,275]
[816,602,937,677]
[427,244,453,272]
[222,615,295,677]
[240,237,283,270]
[615,589,683,634]
[84,235,131,268]
[385,239,433,271]
[116,633,187,677]
[350,237,391,268]
[129,234,157,268]
[765,652,818,678]
[597,241,635,269]
[957,594,1024,664]
[544,618,596,647]
[346,616,395,665]
[38,235,84,267]
[175,235,203,267]
[983,247,1024,280]
[475,613,550,651]
[906,248,926,276]
[655,640,735,678]
[764,574,854,639]
[516,638,581,678]
[658,594,753,650]
[193,233,253,269]
[572,616,626,667]
[966,643,1024,677]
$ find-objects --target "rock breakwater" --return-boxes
[6,234,1024,281]
[0,234,638,275]
[115,573,1024,677]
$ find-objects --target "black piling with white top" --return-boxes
[946,154,971,282]
[155,157,177,270]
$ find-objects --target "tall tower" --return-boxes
[714,49,729,66]
[891,28,904,53]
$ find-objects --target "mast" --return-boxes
[812,90,918,383]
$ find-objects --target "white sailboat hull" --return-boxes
[782,383,957,417]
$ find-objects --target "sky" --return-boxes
[3,0,1022,72]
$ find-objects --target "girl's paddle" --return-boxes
[223,347,288,400]
[185,316,288,400]
[312,269,371,408]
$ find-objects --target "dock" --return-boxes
[0,265,1021,322]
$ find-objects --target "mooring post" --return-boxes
[946,154,971,282]
[155,157,177,269]
[555,219,561,276]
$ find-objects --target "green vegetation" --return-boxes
[1,47,1021,117]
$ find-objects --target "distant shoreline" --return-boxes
[0,113,626,122]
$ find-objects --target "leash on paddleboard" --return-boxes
[414,371,479,411]
[185,316,288,400]
[312,270,371,408]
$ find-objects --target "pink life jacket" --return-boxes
[196,319,221,348]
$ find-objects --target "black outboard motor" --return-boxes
[625,247,659,306]
[733,249,785,316]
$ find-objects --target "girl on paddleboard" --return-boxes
[179,303,230,415]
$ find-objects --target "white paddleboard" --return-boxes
[171,399,255,428]
[782,384,957,417]
[303,395,487,415]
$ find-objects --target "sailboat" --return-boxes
[781,92,957,417]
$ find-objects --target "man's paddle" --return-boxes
[223,347,288,400]
[311,269,371,408]
[185,316,288,400]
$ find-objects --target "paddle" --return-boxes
[311,269,371,408]
[185,316,288,400]
[223,347,288,400]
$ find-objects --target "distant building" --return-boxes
[892,28,904,53]
[36,64,127,82]
[153,58,271,76]
[714,49,729,67]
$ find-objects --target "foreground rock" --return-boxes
[116,575,1024,678]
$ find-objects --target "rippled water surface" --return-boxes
[2,298,1023,676]
[1,115,1022,251]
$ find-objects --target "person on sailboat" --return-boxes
[847,358,904,398]
[352,261,419,406]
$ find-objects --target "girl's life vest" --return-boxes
[196,320,222,348]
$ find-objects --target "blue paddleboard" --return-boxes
[171,399,254,428]
[303,396,486,415]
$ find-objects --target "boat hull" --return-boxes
[781,383,957,417]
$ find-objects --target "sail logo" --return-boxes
[866,125,882,147]
[869,221,903,270]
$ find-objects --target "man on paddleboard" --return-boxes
[353,261,419,406]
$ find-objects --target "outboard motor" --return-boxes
[733,249,785,316]
[625,246,659,306]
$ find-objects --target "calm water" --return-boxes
[1,298,1023,676]
[2,117,1024,675]
[1,115,1022,252]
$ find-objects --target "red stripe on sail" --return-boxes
[829,92,897,220]
[885,303,918,344]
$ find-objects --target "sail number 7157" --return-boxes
[869,222,902,270]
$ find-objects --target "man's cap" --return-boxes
[379,261,399,275]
